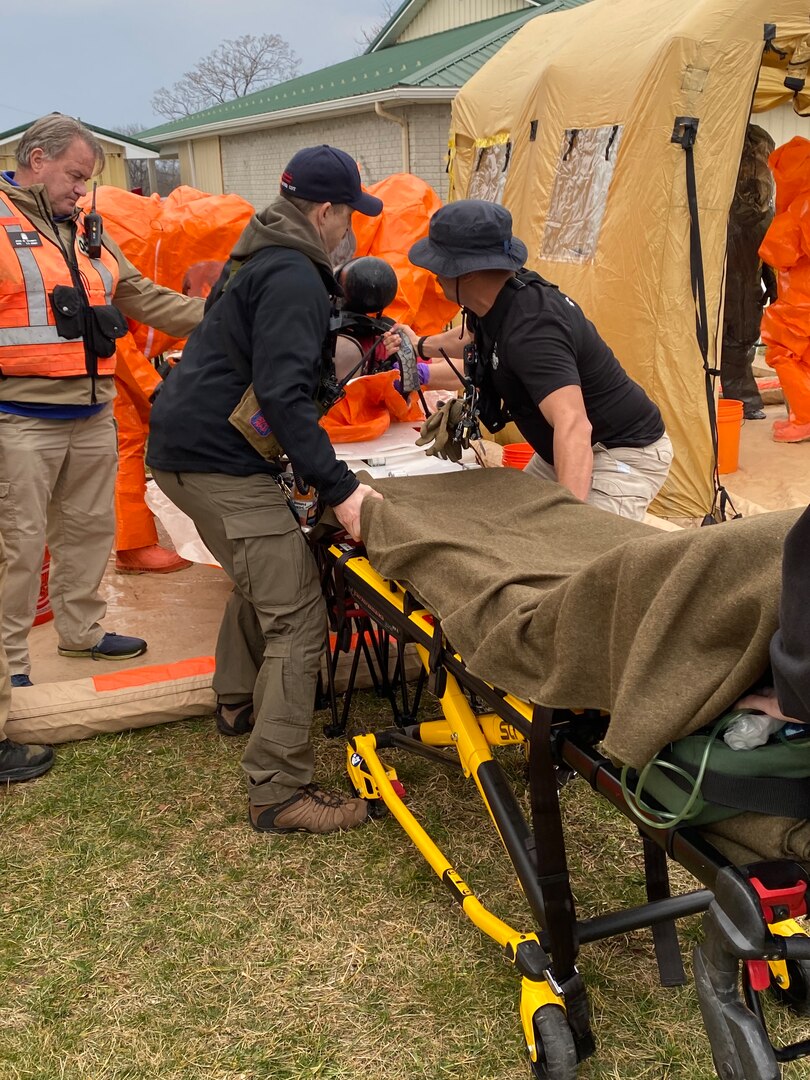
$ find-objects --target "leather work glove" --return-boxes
[415,397,466,463]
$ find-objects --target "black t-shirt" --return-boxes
[473,274,664,465]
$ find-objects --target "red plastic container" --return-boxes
[502,442,535,469]
[33,549,53,627]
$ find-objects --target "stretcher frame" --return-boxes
[317,536,810,1080]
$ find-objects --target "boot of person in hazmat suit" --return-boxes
[720,124,777,420]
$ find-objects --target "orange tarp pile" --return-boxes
[321,370,423,443]
[88,185,254,359]
[352,174,458,336]
[760,138,810,429]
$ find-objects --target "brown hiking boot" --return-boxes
[0,738,54,783]
[249,784,369,835]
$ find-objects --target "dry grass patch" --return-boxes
[1,693,808,1079]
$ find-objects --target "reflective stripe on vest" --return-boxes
[89,255,114,305]
[0,325,67,346]
[0,207,49,328]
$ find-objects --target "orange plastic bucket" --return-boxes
[502,442,534,469]
[717,398,743,474]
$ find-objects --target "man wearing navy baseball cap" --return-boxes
[148,146,383,836]
[280,145,383,217]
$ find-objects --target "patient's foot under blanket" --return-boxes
[360,470,800,769]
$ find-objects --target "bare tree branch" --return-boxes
[151,34,301,121]
[114,122,180,196]
[355,0,399,53]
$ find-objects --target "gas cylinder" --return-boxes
[291,472,319,529]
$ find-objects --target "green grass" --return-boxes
[1,692,809,1079]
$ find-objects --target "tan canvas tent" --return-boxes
[450,0,810,517]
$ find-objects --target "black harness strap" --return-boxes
[642,834,687,987]
[674,764,810,820]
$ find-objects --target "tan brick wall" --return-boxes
[220,103,453,209]
[407,103,453,200]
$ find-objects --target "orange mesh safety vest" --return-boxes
[0,191,120,378]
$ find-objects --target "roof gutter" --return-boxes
[144,86,457,146]
[374,101,410,173]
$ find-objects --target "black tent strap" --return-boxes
[671,115,738,521]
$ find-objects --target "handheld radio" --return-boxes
[84,182,103,260]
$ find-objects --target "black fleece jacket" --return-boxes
[770,505,810,724]
[147,197,358,507]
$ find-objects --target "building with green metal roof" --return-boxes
[138,0,592,207]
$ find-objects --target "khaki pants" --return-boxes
[152,470,326,806]
[0,533,9,740]
[524,433,673,521]
[0,407,117,675]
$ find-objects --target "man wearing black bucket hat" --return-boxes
[406,200,672,519]
[148,145,384,836]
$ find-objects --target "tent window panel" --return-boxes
[542,124,624,264]
[467,140,511,204]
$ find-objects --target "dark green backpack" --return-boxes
[623,714,810,828]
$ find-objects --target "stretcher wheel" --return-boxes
[770,958,810,1016]
[529,1004,578,1080]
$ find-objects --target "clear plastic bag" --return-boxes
[723,710,785,750]
[144,480,219,567]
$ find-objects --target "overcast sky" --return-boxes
[2,0,388,134]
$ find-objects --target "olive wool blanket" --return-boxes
[360,469,799,770]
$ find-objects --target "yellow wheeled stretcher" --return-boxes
[315,535,810,1080]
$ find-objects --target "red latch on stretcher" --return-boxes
[749,876,808,922]
[390,779,407,800]
[745,959,772,992]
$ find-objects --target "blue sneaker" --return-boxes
[10,674,33,688]
[58,632,147,661]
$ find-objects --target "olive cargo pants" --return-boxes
[152,470,326,806]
